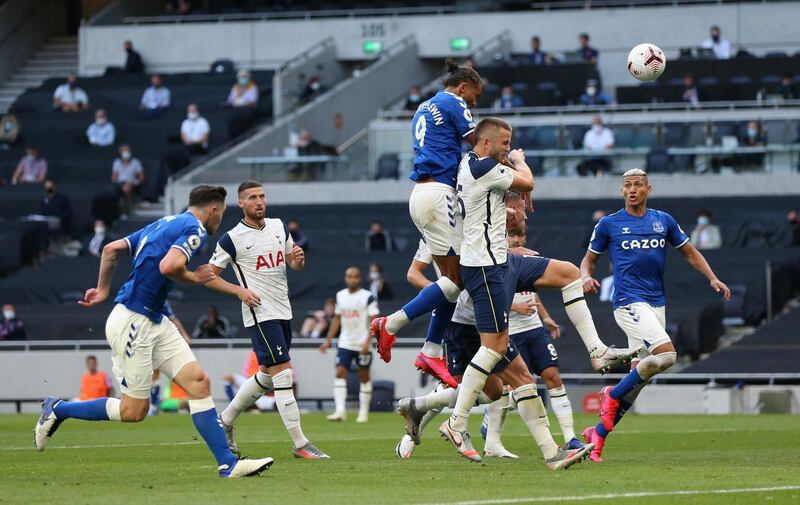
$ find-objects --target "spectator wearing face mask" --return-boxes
[493,86,523,110]
[368,262,394,301]
[0,304,25,340]
[11,146,47,184]
[39,178,72,235]
[83,219,113,258]
[228,69,259,108]
[690,210,722,250]
[140,74,171,117]
[701,25,732,59]
[287,219,309,249]
[181,103,210,154]
[404,86,424,112]
[53,74,89,112]
[112,144,145,216]
[579,79,613,106]
[578,117,614,176]
[681,74,702,109]
[299,76,324,104]
[736,120,766,170]
[86,109,116,147]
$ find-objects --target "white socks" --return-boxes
[221,371,272,426]
[513,384,558,460]
[484,386,510,448]
[333,378,347,415]
[561,279,606,358]
[272,369,309,449]
[359,382,372,418]
[106,397,121,421]
[416,385,459,412]
[385,310,410,335]
[548,386,576,442]
[188,396,216,415]
[450,346,503,432]
[421,341,442,358]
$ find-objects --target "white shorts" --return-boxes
[106,304,196,399]
[409,182,462,257]
[613,302,671,357]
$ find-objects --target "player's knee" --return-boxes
[184,372,211,399]
[555,261,581,284]
[653,351,677,371]
[540,368,561,389]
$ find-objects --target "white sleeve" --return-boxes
[209,241,232,269]
[413,239,432,264]
[367,296,379,316]
[334,293,342,315]
[180,120,189,136]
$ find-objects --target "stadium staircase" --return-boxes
[0,35,77,113]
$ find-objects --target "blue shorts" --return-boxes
[513,326,559,375]
[442,322,519,377]
[246,319,292,367]
[461,255,551,334]
[336,348,373,369]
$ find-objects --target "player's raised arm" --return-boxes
[507,149,534,193]
[78,238,128,307]
[678,242,731,300]
[287,244,305,271]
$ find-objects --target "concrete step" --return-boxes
[15,71,57,80]
[42,42,78,50]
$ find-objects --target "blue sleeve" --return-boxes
[588,218,609,254]
[445,95,476,137]
[171,219,207,261]
[124,228,145,256]
[664,213,690,248]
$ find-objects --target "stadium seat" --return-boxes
[646,148,672,173]
[722,283,748,325]
[209,59,236,74]
[375,152,400,180]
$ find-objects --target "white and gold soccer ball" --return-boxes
[627,43,666,81]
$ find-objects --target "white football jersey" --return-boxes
[508,291,543,335]
[451,290,476,326]
[210,218,294,327]
[413,238,442,278]
[335,288,379,351]
[457,151,514,267]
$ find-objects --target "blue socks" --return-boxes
[425,301,456,345]
[54,398,111,421]
[595,421,610,439]
[610,368,644,400]
[402,283,448,321]
[190,407,237,468]
[223,383,235,402]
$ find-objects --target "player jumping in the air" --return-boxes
[34,185,273,478]
[370,60,481,385]
[320,266,379,423]
[580,168,731,462]
[204,181,328,460]
[440,118,635,462]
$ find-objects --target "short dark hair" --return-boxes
[699,209,712,218]
[442,59,482,88]
[237,180,262,195]
[532,36,540,43]
[580,33,589,40]
[86,355,97,361]
[188,184,227,207]
[475,117,512,140]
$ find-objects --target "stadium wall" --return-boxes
[0,0,67,85]
[79,3,800,87]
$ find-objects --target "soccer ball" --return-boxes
[627,43,666,81]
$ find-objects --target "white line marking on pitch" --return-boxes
[419,486,800,505]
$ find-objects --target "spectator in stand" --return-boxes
[578,33,599,63]
[578,117,614,176]
[181,103,210,154]
[228,69,259,108]
[52,74,89,112]
[582,209,607,247]
[701,25,732,60]
[737,120,766,170]
[123,40,145,73]
[368,261,394,301]
[78,355,114,400]
[289,128,324,181]
[528,36,553,65]
[192,305,230,338]
[112,144,145,216]
[86,109,116,147]
[177,0,192,14]
[365,220,393,252]
[492,86,523,110]
[83,219,113,258]
[140,74,171,116]
[690,210,722,250]
[11,146,47,184]
[404,86,424,112]
[777,74,797,100]
[0,303,25,340]
[299,75,324,104]
[784,209,800,247]
[300,297,336,338]
[682,74,702,108]
[287,219,309,249]
[579,79,613,106]
[40,178,72,235]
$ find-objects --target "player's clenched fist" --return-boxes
[582,276,600,294]
[194,264,217,284]
[507,148,526,165]
[78,287,108,307]
[237,287,261,308]
[290,245,304,264]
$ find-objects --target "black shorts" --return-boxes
[442,322,520,377]
[336,348,372,369]
[246,319,292,367]
[513,326,559,376]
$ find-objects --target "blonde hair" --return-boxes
[623,168,647,178]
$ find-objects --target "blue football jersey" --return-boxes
[114,212,207,323]
[409,90,476,187]
[588,208,689,309]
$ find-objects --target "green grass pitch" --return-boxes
[1,412,799,504]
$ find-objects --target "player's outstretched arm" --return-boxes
[320,314,341,354]
[202,265,261,308]
[407,259,433,290]
[288,244,305,271]
[79,239,128,307]
[159,248,216,285]
[679,242,731,301]
[579,250,601,295]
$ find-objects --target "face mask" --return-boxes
[712,34,720,42]
[121,151,131,160]
[698,216,710,226]
[95,225,106,235]
[3,310,14,320]
[409,94,420,101]
[747,128,758,137]
[587,86,597,96]
[592,124,603,132]
[188,111,198,120]
[238,78,249,86]
[68,82,77,89]
[310,81,320,91]
[369,272,381,281]
[97,118,106,125]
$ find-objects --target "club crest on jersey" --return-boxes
[256,251,285,270]
[622,227,631,234]
[652,221,665,233]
